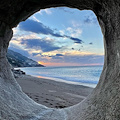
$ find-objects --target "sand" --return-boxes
[16,75,93,109]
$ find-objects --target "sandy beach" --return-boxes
[16,75,93,108]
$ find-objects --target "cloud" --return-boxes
[43,9,52,15]
[32,53,41,56]
[37,53,104,66]
[72,48,74,50]
[49,54,64,57]
[61,54,104,65]
[71,21,81,28]
[66,27,82,38]
[8,43,30,57]
[38,9,52,15]
[84,18,92,24]
[21,39,61,52]
[56,54,64,56]
[69,37,83,44]
[30,16,40,22]
[19,19,54,35]
[48,54,64,60]
[84,15,98,25]
[19,19,83,44]
[57,7,74,14]
[89,42,93,45]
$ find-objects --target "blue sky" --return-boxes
[9,7,104,66]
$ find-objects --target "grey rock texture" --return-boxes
[0,0,120,120]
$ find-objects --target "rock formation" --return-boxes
[0,0,120,119]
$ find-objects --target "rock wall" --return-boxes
[0,0,120,119]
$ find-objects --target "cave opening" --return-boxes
[0,1,120,119]
[8,7,104,108]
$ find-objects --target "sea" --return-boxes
[19,66,103,88]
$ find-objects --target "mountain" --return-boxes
[7,49,44,67]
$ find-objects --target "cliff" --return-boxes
[7,49,44,67]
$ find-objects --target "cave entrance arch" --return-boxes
[10,8,104,108]
[0,1,120,120]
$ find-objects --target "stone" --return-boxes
[0,0,120,120]
[12,69,26,78]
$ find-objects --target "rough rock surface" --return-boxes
[12,68,26,78]
[0,0,120,120]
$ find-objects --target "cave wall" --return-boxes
[0,0,120,119]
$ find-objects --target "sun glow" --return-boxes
[38,61,44,65]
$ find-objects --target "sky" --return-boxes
[9,7,104,66]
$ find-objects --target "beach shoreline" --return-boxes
[32,75,96,88]
[18,66,101,88]
[16,75,93,108]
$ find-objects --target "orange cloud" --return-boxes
[40,62,103,67]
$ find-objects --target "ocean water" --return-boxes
[19,66,103,88]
